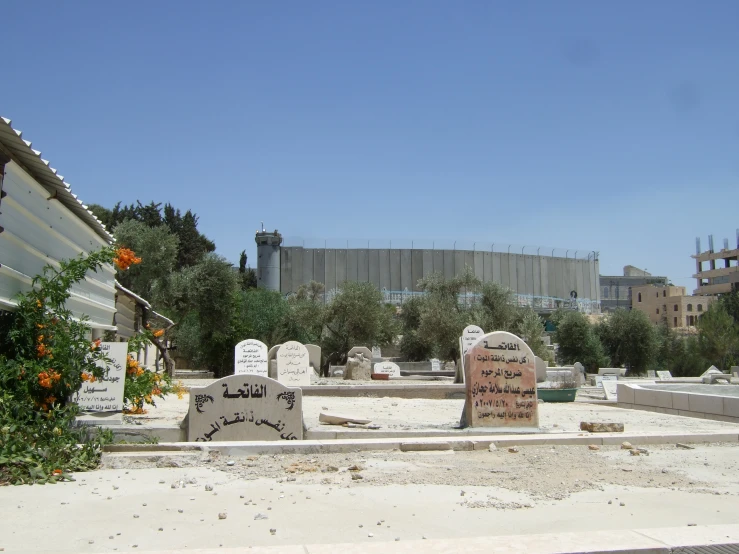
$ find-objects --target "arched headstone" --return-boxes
[460,331,538,429]
[373,361,401,377]
[461,325,484,357]
[348,346,373,360]
[234,339,268,376]
[268,344,282,361]
[305,344,321,370]
[276,341,311,387]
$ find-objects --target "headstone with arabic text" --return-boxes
[431,358,441,371]
[461,325,484,357]
[460,331,539,429]
[373,361,401,377]
[234,339,268,376]
[187,375,302,442]
[276,341,311,387]
[74,342,128,412]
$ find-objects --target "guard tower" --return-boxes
[255,226,282,291]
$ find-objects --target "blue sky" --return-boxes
[3,1,738,290]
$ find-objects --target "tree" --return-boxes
[517,307,549,360]
[238,250,257,291]
[322,281,397,372]
[596,309,657,374]
[478,281,520,333]
[697,303,739,370]
[113,220,179,299]
[398,297,434,362]
[554,311,608,371]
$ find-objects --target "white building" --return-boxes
[0,116,115,338]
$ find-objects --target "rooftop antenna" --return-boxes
[261,221,265,232]
[708,234,714,253]
[724,238,729,251]
[695,237,701,255]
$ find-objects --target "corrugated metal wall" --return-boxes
[280,246,600,303]
[0,161,116,329]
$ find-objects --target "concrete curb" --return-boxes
[111,524,739,553]
[104,429,739,455]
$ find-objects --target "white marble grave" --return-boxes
[234,339,268,376]
[373,361,401,377]
[74,342,128,412]
[276,341,311,387]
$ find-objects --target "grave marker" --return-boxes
[373,362,401,377]
[372,346,382,359]
[305,344,321,371]
[656,370,673,381]
[460,331,538,429]
[187,375,302,442]
[461,325,484,357]
[348,346,373,360]
[647,370,656,378]
[431,358,441,372]
[234,339,268,376]
[276,341,311,387]
[74,342,128,412]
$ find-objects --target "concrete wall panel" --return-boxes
[280,248,291,294]
[400,249,413,291]
[335,249,347,286]
[411,249,424,291]
[314,249,325,291]
[378,249,390,290]
[443,250,455,279]
[433,250,444,275]
[540,257,549,297]
[324,249,336,292]
[422,250,433,280]
[368,249,380,288]
[302,249,314,287]
[473,251,484,281]
[516,255,526,294]
[291,247,303,293]
[357,249,369,283]
[390,249,401,291]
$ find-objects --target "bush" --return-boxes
[0,247,129,484]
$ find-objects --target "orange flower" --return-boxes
[36,344,47,358]
[38,371,52,389]
[113,248,142,270]
[90,338,102,351]
[152,388,162,396]
[36,299,42,308]
[37,335,44,343]
[47,396,57,405]
[52,469,62,476]
[81,372,91,382]
[36,323,45,329]
[153,329,164,338]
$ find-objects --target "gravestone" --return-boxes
[345,351,372,380]
[461,325,484,357]
[534,356,548,383]
[276,341,311,387]
[431,358,441,372]
[74,342,128,412]
[305,344,321,371]
[372,346,382,359]
[460,331,538,429]
[348,346,373,360]
[373,362,401,377]
[647,370,656,378]
[656,370,673,381]
[595,374,618,388]
[187,375,302,442]
[602,380,618,401]
[701,365,722,377]
[234,339,268,376]
[268,344,282,361]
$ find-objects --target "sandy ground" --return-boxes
[2,442,739,553]
[124,391,739,436]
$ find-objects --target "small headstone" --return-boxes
[656,370,673,381]
[348,346,373,360]
[602,380,618,401]
[74,342,128,412]
[371,346,382,359]
[373,362,401,377]
[700,366,723,377]
[305,344,321,372]
[460,331,538,429]
[276,341,311,387]
[461,325,484,357]
[431,358,441,372]
[345,353,371,380]
[573,362,584,376]
[187,375,302,441]
[234,339,268,376]
[534,356,548,383]
[647,370,656,378]
[268,344,282,361]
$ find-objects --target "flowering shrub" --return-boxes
[0,248,136,484]
[122,327,185,415]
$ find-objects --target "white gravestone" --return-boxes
[373,362,401,377]
[348,346,373,360]
[74,342,128,412]
[187,375,302,442]
[372,346,382,359]
[460,331,538,429]
[268,344,282,361]
[602,380,618,401]
[656,370,673,381]
[276,341,311,387]
[305,344,321,371]
[595,374,618,388]
[461,325,484,357]
[431,358,441,371]
[234,339,268,376]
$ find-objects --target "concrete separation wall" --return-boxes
[617,383,739,423]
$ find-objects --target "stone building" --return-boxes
[599,266,668,313]
[631,284,716,329]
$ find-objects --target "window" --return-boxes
[656,308,659,314]
[698,304,703,312]
[656,292,659,298]
[663,290,666,297]
[602,287,609,299]
[637,292,642,302]
[687,304,693,312]
[674,317,678,326]
[674,304,678,311]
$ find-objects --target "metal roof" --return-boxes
[114,280,151,309]
[0,116,113,242]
